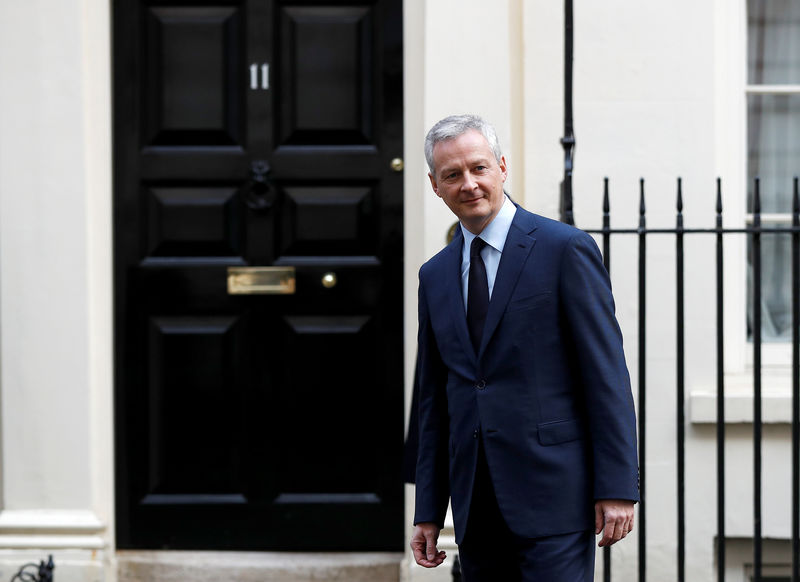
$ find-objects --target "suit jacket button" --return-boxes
[475,379,486,390]
[473,429,478,439]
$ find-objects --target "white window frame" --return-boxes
[744,0,800,365]
[692,0,797,422]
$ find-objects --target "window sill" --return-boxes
[689,367,797,424]
[690,392,794,424]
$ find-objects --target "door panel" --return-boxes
[114,0,403,550]
[277,315,379,492]
[146,186,244,257]
[145,315,246,498]
[143,6,245,146]
[279,186,376,255]
[278,5,374,144]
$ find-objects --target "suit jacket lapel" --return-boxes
[441,229,479,367]
[478,209,538,359]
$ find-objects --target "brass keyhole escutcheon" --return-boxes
[321,272,337,289]
[390,158,404,172]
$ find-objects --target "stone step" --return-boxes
[117,551,403,582]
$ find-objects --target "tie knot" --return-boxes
[471,236,487,258]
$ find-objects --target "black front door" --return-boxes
[113,0,404,550]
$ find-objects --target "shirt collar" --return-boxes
[460,195,516,253]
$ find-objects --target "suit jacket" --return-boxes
[413,206,639,544]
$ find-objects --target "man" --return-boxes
[410,114,639,581]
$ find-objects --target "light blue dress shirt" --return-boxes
[460,195,517,312]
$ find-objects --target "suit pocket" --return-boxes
[537,419,584,446]
[507,292,551,313]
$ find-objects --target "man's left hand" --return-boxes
[594,499,634,547]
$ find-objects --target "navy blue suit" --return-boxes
[413,206,639,545]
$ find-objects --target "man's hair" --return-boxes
[424,114,503,175]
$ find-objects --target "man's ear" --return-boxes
[499,156,508,182]
[428,173,440,197]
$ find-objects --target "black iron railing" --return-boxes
[574,176,800,582]
[559,0,575,228]
[556,2,798,579]
[10,555,54,582]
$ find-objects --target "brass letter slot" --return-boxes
[227,266,296,295]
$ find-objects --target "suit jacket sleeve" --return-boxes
[560,231,640,502]
[401,359,421,484]
[412,275,451,527]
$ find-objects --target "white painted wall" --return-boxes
[0,0,114,579]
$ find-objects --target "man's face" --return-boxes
[429,129,508,235]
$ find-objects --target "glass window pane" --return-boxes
[748,0,800,84]
[747,225,798,342]
[747,94,800,213]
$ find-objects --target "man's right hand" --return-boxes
[410,522,446,568]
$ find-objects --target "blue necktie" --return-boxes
[467,237,489,352]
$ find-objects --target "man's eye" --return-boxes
[475,166,486,171]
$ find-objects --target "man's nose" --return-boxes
[461,173,477,191]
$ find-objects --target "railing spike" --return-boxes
[716,178,723,215]
[639,178,646,229]
[602,177,611,273]
[754,176,761,220]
